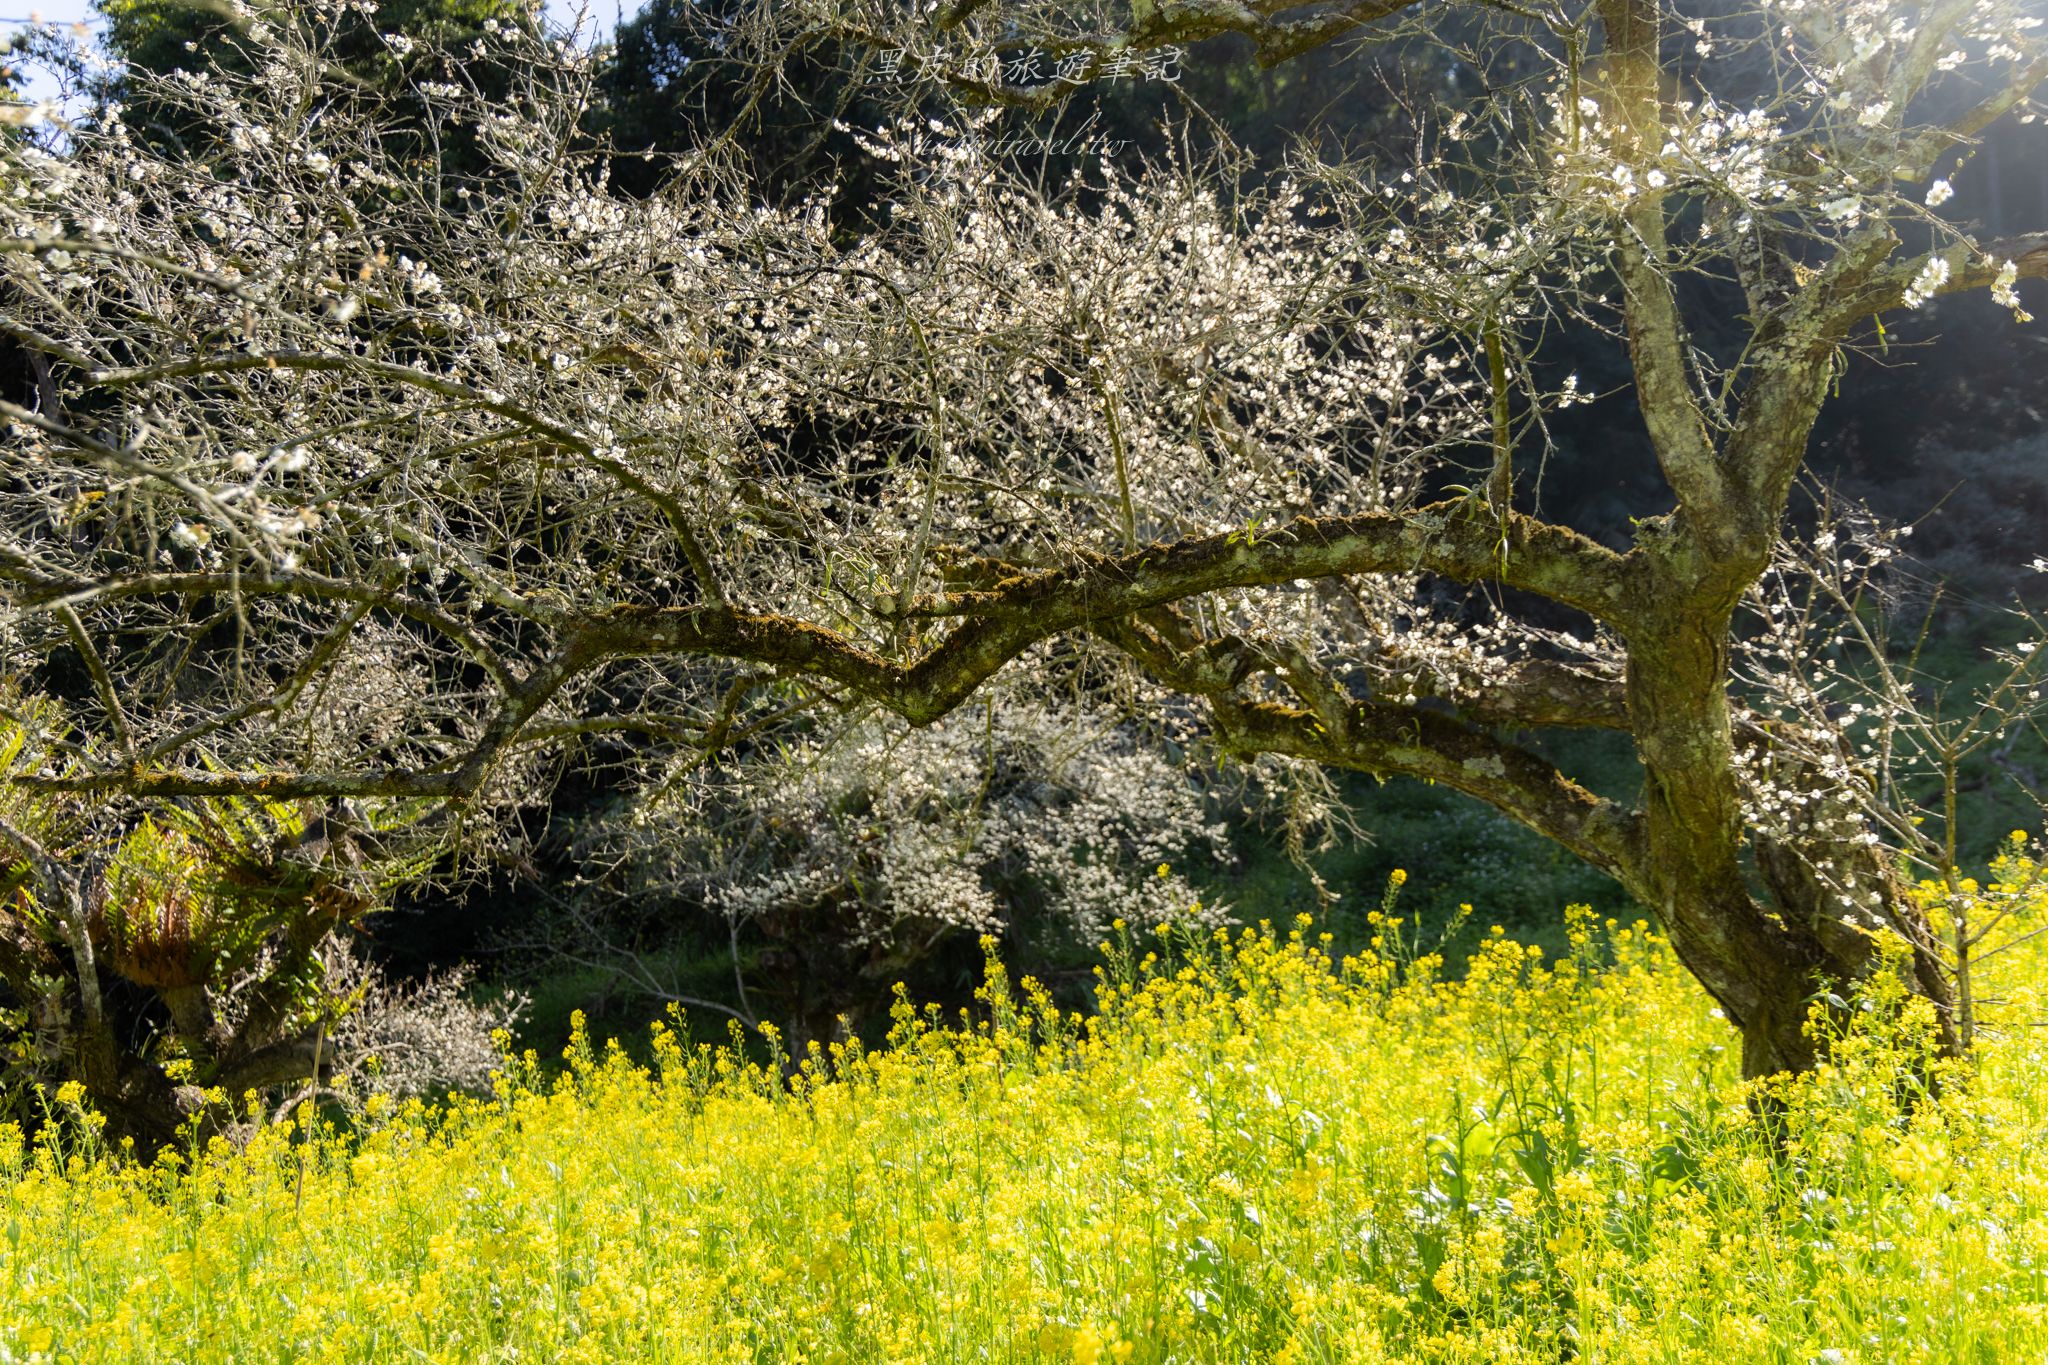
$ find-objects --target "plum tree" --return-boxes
[1,0,2044,1085]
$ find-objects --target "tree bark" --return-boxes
[1101,508,1962,1079]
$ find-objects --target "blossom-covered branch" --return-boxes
[5,0,2044,1077]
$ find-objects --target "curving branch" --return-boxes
[11,500,1632,799]
[1727,224,2047,529]
[1433,658,1631,731]
[1214,697,1647,888]
[1902,232,2048,309]
[1094,610,1648,887]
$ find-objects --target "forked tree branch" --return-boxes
[15,501,1632,798]
[1095,611,1648,887]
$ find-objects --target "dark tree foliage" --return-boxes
[593,0,1421,207]
[100,0,533,171]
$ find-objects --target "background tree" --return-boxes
[594,0,1412,204]
[98,0,536,175]
[0,0,2044,1084]
[538,688,1236,1047]
[1,22,34,130]
[100,0,531,77]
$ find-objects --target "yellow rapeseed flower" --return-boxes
[5,888,2048,1364]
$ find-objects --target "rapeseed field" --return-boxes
[6,859,2048,1364]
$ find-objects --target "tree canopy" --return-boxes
[1,0,2045,1127]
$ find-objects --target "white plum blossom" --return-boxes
[0,0,2042,1039]
[1901,256,1951,308]
[586,697,1234,949]
[1992,259,2032,322]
